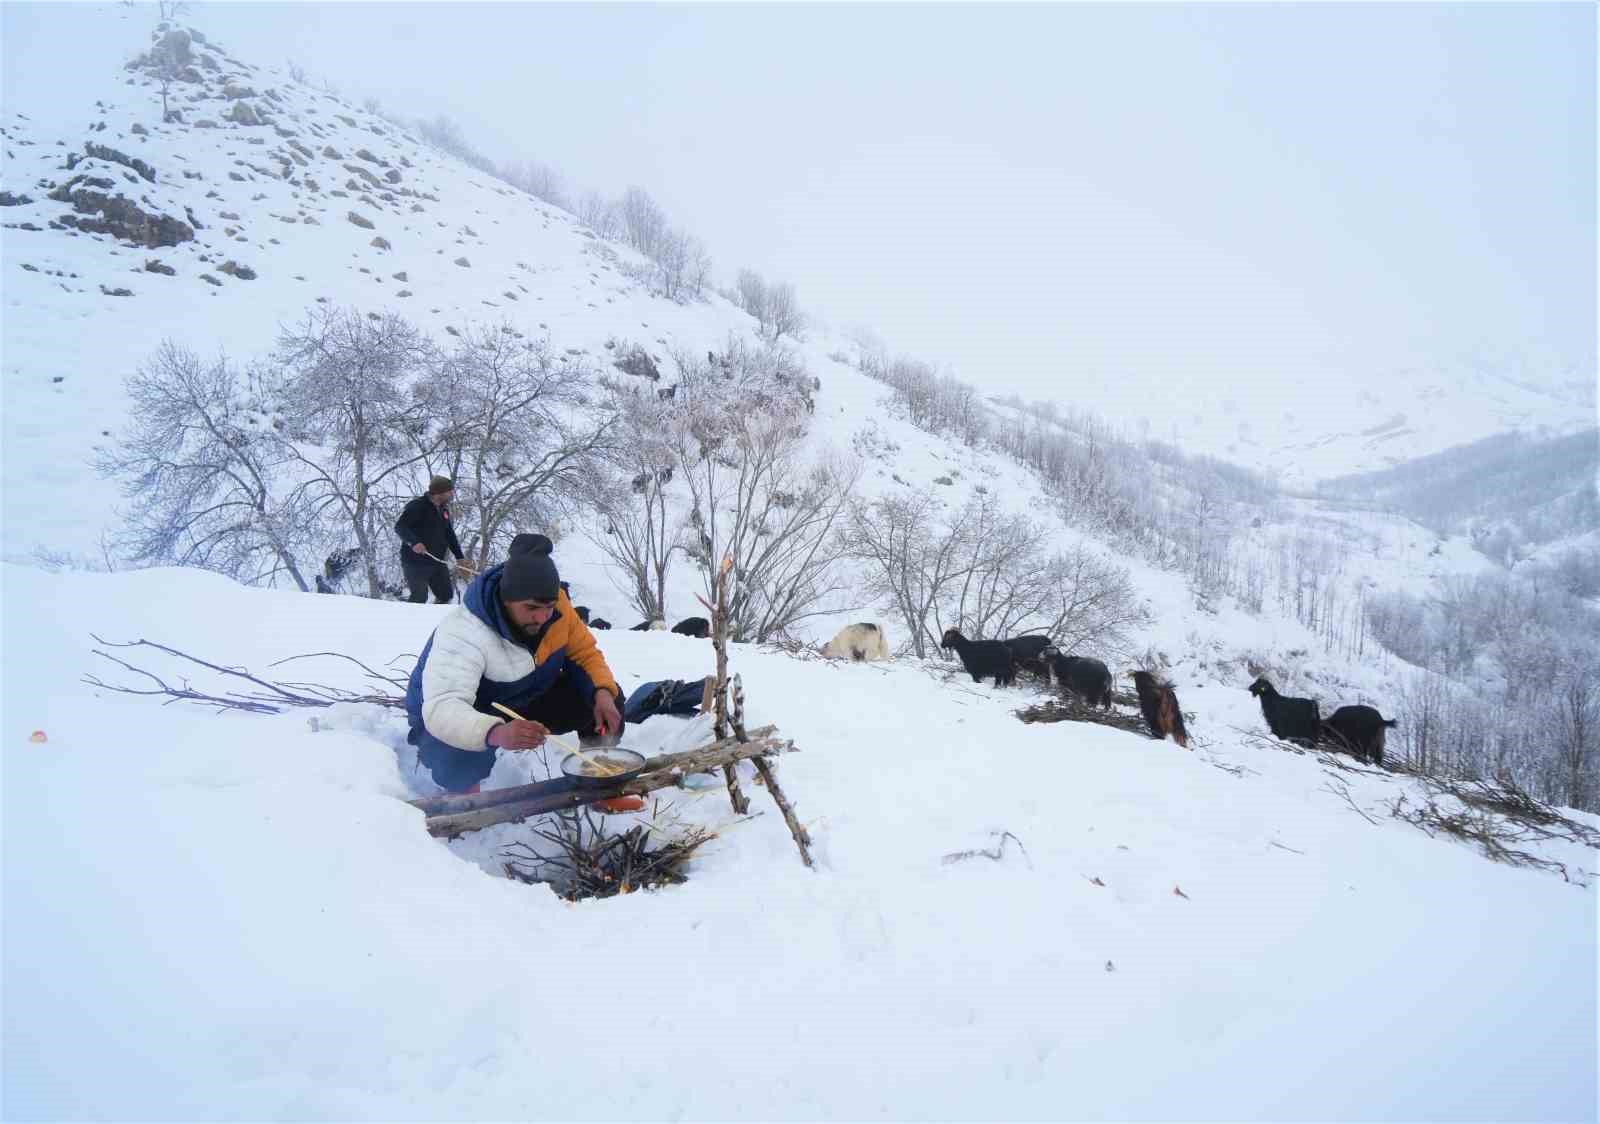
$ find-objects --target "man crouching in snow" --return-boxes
[405,533,624,794]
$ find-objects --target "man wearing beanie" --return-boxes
[394,476,467,604]
[404,533,625,794]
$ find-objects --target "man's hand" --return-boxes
[487,719,548,751]
[593,690,622,738]
[411,542,428,555]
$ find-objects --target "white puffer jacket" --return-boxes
[416,583,619,751]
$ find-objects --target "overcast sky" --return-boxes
[6,2,1596,406]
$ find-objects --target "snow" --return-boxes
[3,563,1595,1120]
[3,13,1597,1119]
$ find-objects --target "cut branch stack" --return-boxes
[1014,697,1149,737]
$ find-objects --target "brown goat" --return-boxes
[1127,670,1190,749]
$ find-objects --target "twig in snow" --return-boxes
[942,830,1031,868]
[1320,776,1380,826]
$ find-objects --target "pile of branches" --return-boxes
[1014,696,1149,737]
[500,803,718,900]
[1386,773,1600,886]
[84,636,408,714]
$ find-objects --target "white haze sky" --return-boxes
[5,1,1596,408]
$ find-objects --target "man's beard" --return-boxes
[504,607,547,649]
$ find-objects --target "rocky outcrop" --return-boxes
[226,101,263,127]
[155,27,193,67]
[54,184,195,247]
[346,210,374,229]
[343,163,382,189]
[85,142,157,183]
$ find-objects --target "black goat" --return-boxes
[1052,654,1112,708]
[590,618,612,630]
[940,628,1016,687]
[1248,677,1321,746]
[629,619,666,632]
[671,616,711,638]
[1321,705,1395,766]
[1004,635,1054,681]
[574,605,590,624]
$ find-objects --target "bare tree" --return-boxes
[670,345,854,641]
[733,269,804,341]
[588,388,681,620]
[417,326,617,569]
[1552,661,1599,809]
[735,269,767,325]
[846,487,1144,658]
[501,159,569,211]
[578,190,619,240]
[618,186,668,260]
[1036,545,1147,655]
[96,341,313,590]
[272,308,441,597]
[763,279,804,341]
[845,489,970,658]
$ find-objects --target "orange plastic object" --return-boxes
[594,795,645,814]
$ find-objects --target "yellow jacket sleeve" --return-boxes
[545,589,620,700]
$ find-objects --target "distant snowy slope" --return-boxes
[1063,349,1594,489]
[1,19,771,562]
[3,11,1592,580]
[2,563,1595,1120]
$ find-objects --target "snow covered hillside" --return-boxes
[1,18,792,564]
[3,563,1596,1120]
[1,12,1588,571]
[3,16,1597,1120]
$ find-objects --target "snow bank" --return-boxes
[3,564,1593,1120]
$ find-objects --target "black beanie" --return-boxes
[500,533,561,602]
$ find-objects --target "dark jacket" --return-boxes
[395,494,463,565]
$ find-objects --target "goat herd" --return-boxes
[935,626,1190,749]
[1246,677,1397,766]
[836,624,1396,767]
[577,610,1395,768]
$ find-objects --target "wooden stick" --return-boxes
[424,549,478,573]
[407,725,780,816]
[707,556,749,816]
[730,672,810,867]
[489,701,619,776]
[423,735,794,837]
[752,755,813,868]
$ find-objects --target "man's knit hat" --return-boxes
[500,533,561,603]
[427,475,455,495]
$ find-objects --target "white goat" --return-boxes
[821,622,891,662]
